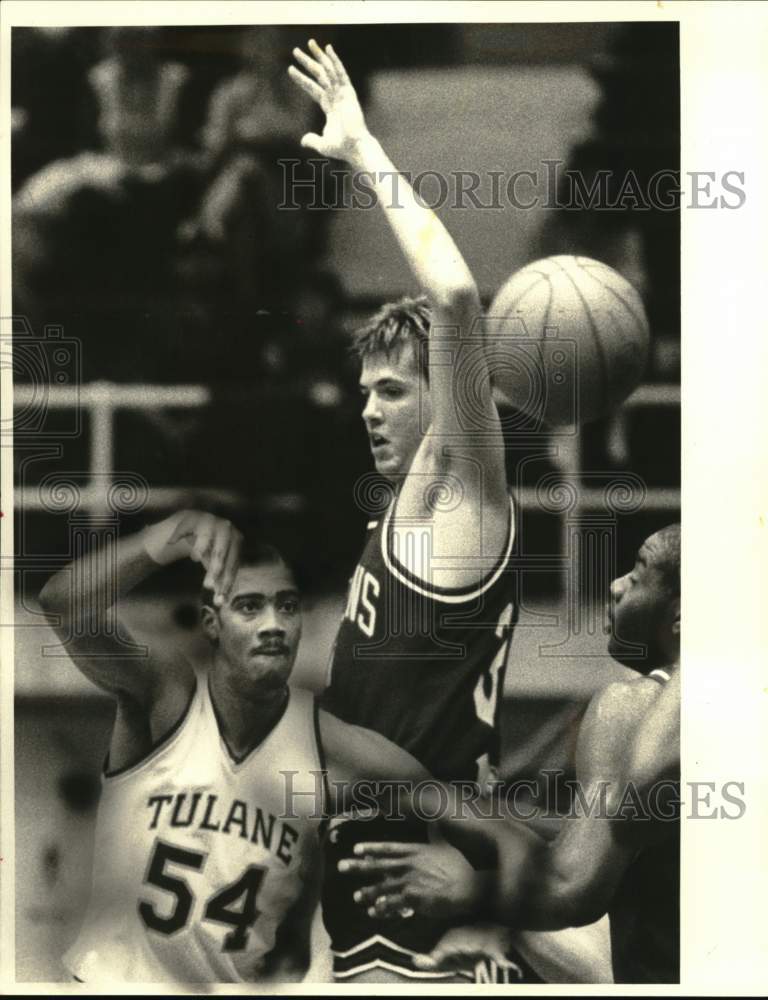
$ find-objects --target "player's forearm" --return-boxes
[446,805,605,931]
[347,134,479,312]
[38,530,160,625]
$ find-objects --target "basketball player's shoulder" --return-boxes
[586,675,660,729]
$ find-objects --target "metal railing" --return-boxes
[13,379,680,517]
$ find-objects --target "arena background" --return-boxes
[10,22,679,980]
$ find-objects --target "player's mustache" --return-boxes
[251,641,290,654]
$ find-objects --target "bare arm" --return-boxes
[625,667,680,789]
[494,680,661,929]
[38,510,241,709]
[289,41,509,586]
[344,680,662,931]
[317,708,430,814]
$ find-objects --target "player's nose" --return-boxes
[362,392,381,424]
[610,575,626,601]
[257,604,285,637]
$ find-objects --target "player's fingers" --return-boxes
[337,856,406,874]
[300,133,326,154]
[287,65,325,105]
[352,842,414,858]
[412,950,457,971]
[366,891,407,920]
[195,514,216,576]
[326,44,350,83]
[167,511,193,546]
[308,38,335,78]
[412,941,474,972]
[292,46,329,87]
[352,877,402,907]
[207,521,232,604]
[486,948,518,970]
[218,528,242,603]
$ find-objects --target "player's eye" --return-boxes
[238,598,263,614]
[279,598,300,615]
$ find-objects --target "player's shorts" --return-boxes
[322,812,541,983]
[332,938,527,983]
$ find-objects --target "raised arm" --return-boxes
[289,41,509,581]
[289,42,494,434]
[38,510,241,710]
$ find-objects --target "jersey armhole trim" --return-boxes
[313,697,331,833]
[648,668,671,685]
[103,677,197,781]
[382,496,515,604]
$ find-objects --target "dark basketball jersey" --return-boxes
[610,830,680,983]
[320,497,521,980]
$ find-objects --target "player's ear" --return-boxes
[670,596,681,637]
[200,604,220,644]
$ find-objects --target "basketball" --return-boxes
[485,255,650,427]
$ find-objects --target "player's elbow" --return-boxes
[38,573,70,617]
[548,871,609,928]
[510,870,608,932]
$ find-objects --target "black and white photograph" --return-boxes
[0,1,765,993]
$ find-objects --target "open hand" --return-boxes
[338,836,485,921]
[288,40,369,162]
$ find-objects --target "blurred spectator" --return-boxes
[176,26,330,333]
[201,27,314,159]
[537,23,680,365]
[89,27,190,169]
[11,27,101,190]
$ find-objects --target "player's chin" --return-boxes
[372,451,402,478]
[607,633,642,669]
[248,654,294,684]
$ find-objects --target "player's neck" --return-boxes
[208,670,289,757]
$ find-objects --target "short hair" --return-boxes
[651,523,680,598]
[350,296,432,381]
[200,540,290,610]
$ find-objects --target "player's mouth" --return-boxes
[369,433,389,451]
[251,644,289,657]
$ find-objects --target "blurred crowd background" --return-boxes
[11,22,681,980]
[12,22,680,589]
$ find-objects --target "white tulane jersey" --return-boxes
[64,679,325,984]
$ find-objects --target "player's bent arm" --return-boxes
[612,668,680,848]
[494,681,657,929]
[317,709,431,814]
[37,510,240,708]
